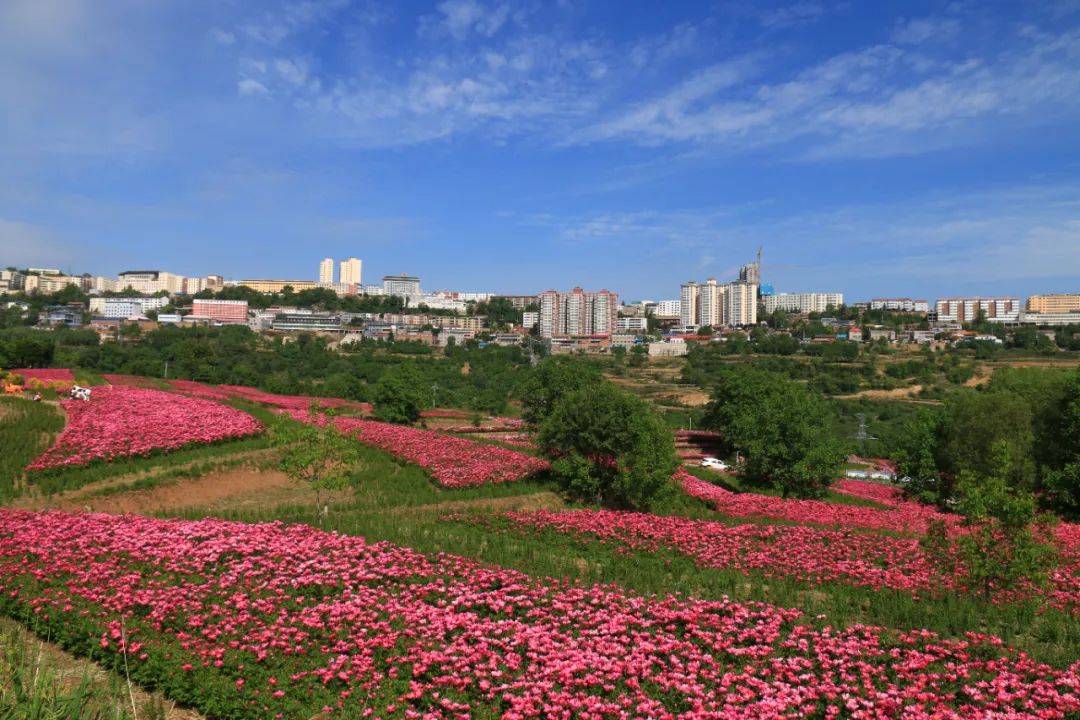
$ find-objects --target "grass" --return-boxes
[168,434,1077,669]
[27,434,273,498]
[0,619,171,720]
[0,397,64,501]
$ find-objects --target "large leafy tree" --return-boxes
[539,382,678,509]
[701,366,846,498]
[371,365,426,424]
[518,357,602,427]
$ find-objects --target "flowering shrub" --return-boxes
[502,508,1080,610]
[0,510,1076,719]
[305,413,548,487]
[26,386,263,470]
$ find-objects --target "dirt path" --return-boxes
[0,617,206,719]
[833,385,942,404]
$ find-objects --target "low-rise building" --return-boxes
[763,292,843,315]
[870,298,930,313]
[522,311,539,330]
[40,305,83,328]
[272,312,343,333]
[616,316,648,333]
[192,299,248,324]
[647,339,688,357]
[1021,311,1080,326]
[89,296,170,319]
[867,327,896,342]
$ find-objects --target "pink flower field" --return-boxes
[168,379,371,413]
[11,368,75,383]
[26,386,263,470]
[678,469,956,535]
[0,509,1076,719]
[316,413,549,487]
[501,508,1080,610]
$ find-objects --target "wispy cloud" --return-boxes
[520,182,1080,295]
[759,2,827,29]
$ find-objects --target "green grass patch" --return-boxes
[0,397,64,501]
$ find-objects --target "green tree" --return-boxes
[518,357,602,426]
[538,382,678,509]
[891,408,946,503]
[371,365,426,424]
[269,413,361,514]
[939,391,1035,490]
[702,366,846,498]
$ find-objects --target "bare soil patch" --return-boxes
[27,463,326,516]
[399,490,564,517]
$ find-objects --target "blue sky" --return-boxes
[2,0,1079,302]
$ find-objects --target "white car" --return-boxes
[700,457,729,471]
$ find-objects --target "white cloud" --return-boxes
[274,57,310,86]
[238,78,270,96]
[759,2,826,29]
[210,28,236,45]
[575,27,1080,159]
[892,16,961,45]
[423,0,511,41]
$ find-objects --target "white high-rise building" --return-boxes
[680,281,699,327]
[319,258,335,285]
[723,282,758,326]
[340,258,362,285]
[698,278,725,327]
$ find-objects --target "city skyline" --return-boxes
[2,1,1079,299]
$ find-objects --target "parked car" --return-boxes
[700,457,729,471]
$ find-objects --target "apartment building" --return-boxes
[382,274,421,297]
[935,297,1020,324]
[616,316,648,333]
[1026,294,1080,314]
[23,273,81,294]
[762,292,843,315]
[537,288,619,338]
[192,299,249,324]
[117,270,187,295]
[654,299,681,319]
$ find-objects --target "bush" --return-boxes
[539,382,678,509]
